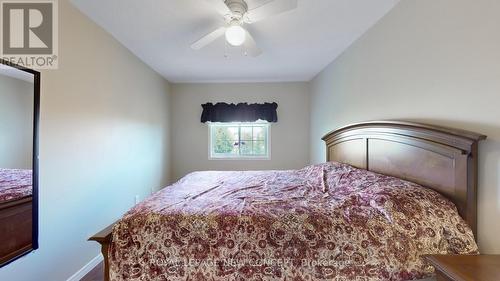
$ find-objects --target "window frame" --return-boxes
[208,122,271,160]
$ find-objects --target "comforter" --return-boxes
[0,168,32,202]
[109,162,478,281]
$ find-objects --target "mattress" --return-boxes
[0,168,32,203]
[109,162,477,281]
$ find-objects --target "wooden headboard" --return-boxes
[322,121,486,237]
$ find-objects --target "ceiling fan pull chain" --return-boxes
[224,40,229,58]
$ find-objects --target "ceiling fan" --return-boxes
[191,0,298,57]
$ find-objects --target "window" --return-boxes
[209,123,270,159]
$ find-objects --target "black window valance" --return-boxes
[201,102,278,123]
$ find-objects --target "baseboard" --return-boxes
[66,254,103,281]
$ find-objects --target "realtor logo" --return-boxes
[1,0,58,69]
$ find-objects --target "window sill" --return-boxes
[209,156,271,161]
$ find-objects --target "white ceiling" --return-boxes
[71,0,399,83]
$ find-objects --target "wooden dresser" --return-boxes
[424,255,500,281]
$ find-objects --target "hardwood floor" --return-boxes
[81,261,104,281]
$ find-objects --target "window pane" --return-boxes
[253,126,266,140]
[240,141,252,155]
[213,127,238,154]
[227,127,240,140]
[240,127,252,140]
[253,141,266,155]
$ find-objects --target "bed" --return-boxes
[0,168,32,202]
[0,168,33,265]
[90,121,486,281]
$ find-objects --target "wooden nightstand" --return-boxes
[424,255,500,281]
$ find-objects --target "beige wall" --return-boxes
[171,82,309,181]
[0,75,34,169]
[309,0,500,254]
[0,1,171,280]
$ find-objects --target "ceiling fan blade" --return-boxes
[243,31,262,57]
[205,0,232,17]
[191,27,226,50]
[245,0,298,23]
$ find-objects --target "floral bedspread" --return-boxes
[0,168,32,202]
[109,162,478,281]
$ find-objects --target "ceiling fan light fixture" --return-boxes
[193,0,298,55]
[225,24,246,46]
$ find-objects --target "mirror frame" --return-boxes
[0,59,40,266]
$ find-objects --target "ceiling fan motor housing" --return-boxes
[224,0,248,20]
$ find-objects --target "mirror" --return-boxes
[0,59,39,266]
